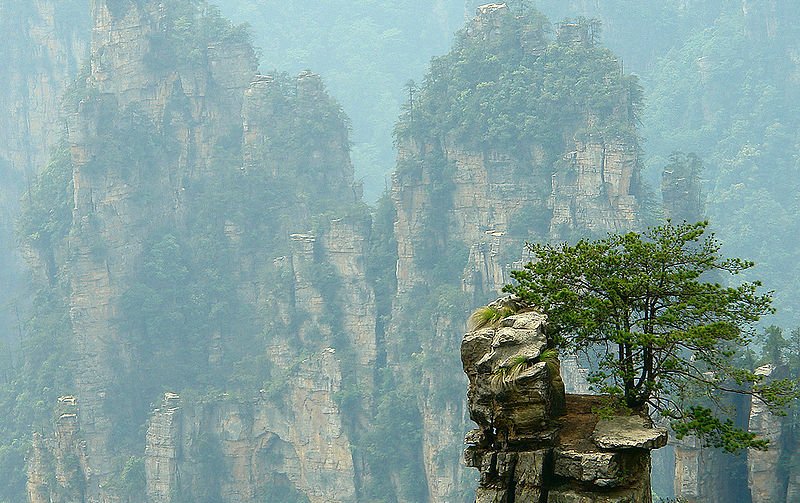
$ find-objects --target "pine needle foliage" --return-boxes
[504,220,800,452]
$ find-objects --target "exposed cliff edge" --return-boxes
[0,0,88,215]
[461,300,667,502]
[671,362,800,503]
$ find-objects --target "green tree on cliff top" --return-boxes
[504,220,799,452]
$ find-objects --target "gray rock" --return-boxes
[515,450,548,488]
[547,484,652,503]
[554,448,651,488]
[554,449,622,486]
[462,300,662,503]
[592,415,668,450]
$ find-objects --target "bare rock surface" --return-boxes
[592,415,668,450]
[748,364,789,503]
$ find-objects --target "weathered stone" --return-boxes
[592,415,668,450]
[475,326,547,370]
[463,300,664,503]
[462,329,496,374]
[501,311,548,331]
[144,351,357,503]
[27,399,89,503]
[462,311,562,440]
[748,364,788,503]
[145,395,181,502]
[554,449,622,486]
[554,448,650,488]
[515,449,549,500]
[547,483,652,503]
[672,432,749,503]
[475,486,510,503]
[465,428,485,446]
[464,445,482,468]
[786,452,800,503]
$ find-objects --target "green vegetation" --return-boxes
[491,354,533,391]
[640,3,800,326]
[365,5,649,499]
[505,221,799,452]
[534,0,800,327]
[143,0,253,70]
[0,288,75,501]
[395,11,641,156]
[467,304,517,331]
[12,0,800,500]
[84,104,166,179]
[216,0,482,200]
[361,373,428,502]
[4,2,360,500]
[18,143,74,259]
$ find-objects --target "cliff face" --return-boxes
[145,351,357,503]
[392,6,641,298]
[386,5,643,500]
[26,3,792,503]
[668,363,800,503]
[0,0,87,196]
[23,1,370,502]
[392,140,638,298]
[0,0,88,340]
[27,397,89,503]
[58,2,256,497]
[746,366,786,503]
[15,3,800,503]
[671,434,746,503]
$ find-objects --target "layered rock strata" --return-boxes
[57,2,257,498]
[392,6,642,298]
[0,0,88,203]
[27,396,89,503]
[143,352,357,503]
[461,306,667,502]
[387,6,644,497]
[24,1,372,501]
[747,364,796,503]
[0,0,89,342]
[671,364,799,503]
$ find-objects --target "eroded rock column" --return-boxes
[461,301,666,503]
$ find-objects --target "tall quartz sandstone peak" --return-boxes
[747,364,797,503]
[0,0,88,198]
[671,362,800,503]
[461,299,667,502]
[0,0,89,348]
[392,3,640,297]
[386,4,645,499]
[55,1,256,499]
[24,0,372,501]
